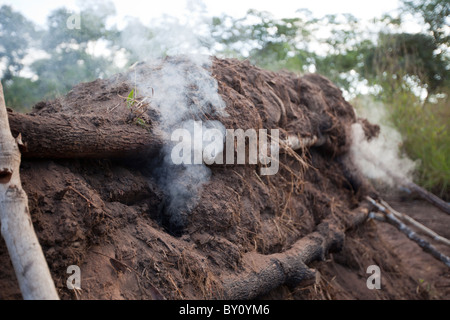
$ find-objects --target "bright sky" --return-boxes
[1,0,402,27]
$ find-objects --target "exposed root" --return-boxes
[221,204,371,299]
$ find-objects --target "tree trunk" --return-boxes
[7,111,163,159]
[0,84,59,299]
[8,112,325,160]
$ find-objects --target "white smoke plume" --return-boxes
[121,1,227,234]
[350,97,416,187]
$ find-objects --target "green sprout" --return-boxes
[126,89,137,109]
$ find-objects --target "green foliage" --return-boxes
[401,0,450,45]
[42,5,117,51]
[1,77,42,111]
[32,50,113,98]
[0,3,119,110]
[211,10,316,72]
[126,89,136,108]
[134,117,148,129]
[211,10,367,90]
[362,32,449,96]
[352,88,449,199]
[0,5,38,80]
[35,5,119,101]
[386,90,449,198]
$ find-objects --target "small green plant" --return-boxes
[126,88,136,109]
[416,278,433,296]
[134,117,149,129]
[122,88,152,130]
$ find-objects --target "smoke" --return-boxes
[126,14,227,235]
[154,118,226,234]
[120,0,212,63]
[350,97,416,187]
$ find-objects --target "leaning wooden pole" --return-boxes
[367,197,450,268]
[0,83,59,300]
[379,199,450,247]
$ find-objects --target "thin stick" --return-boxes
[403,181,450,215]
[379,199,450,247]
[367,197,450,268]
[284,134,327,150]
[66,186,96,208]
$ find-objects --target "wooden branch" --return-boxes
[283,134,327,150]
[367,197,450,268]
[0,83,59,299]
[221,204,370,299]
[403,181,450,215]
[7,111,163,159]
[379,199,450,247]
[8,110,329,163]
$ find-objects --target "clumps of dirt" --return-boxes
[0,56,432,300]
[211,58,359,157]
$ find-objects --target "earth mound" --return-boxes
[0,56,438,299]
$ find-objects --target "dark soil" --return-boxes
[0,56,448,300]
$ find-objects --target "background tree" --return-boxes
[211,9,316,72]
[0,3,120,110]
[0,6,40,111]
[0,6,37,80]
[362,32,449,101]
[31,4,120,101]
[401,0,449,46]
